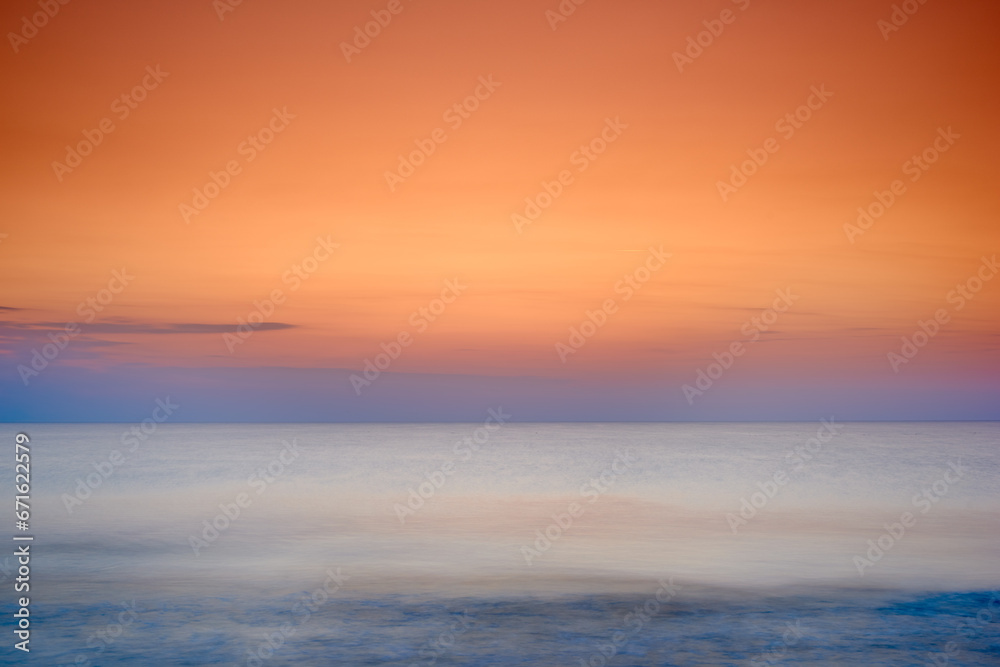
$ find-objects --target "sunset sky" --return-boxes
[1,0,998,421]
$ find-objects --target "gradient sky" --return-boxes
[1,0,998,421]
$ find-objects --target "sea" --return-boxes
[1,421,997,666]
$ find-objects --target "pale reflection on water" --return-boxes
[8,422,1000,665]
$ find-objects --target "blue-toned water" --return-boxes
[1,422,998,665]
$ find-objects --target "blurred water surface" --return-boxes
[2,422,998,665]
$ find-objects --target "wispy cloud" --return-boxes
[0,318,297,335]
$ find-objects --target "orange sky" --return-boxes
[1,0,998,420]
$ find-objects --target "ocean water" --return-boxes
[1,421,998,666]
